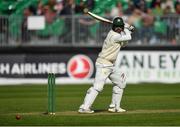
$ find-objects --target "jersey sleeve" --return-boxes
[124,23,130,28]
[111,28,132,43]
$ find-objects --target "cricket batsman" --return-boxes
[78,17,134,113]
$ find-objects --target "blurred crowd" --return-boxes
[21,0,179,45]
[0,0,179,45]
[108,0,180,45]
[23,0,95,24]
[23,0,180,23]
[24,0,180,15]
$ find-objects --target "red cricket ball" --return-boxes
[16,115,21,120]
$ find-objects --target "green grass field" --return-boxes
[0,83,180,126]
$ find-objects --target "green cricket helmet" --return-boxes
[112,17,125,31]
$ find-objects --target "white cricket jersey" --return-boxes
[96,28,132,66]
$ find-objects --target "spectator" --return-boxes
[21,7,34,43]
[141,8,154,44]
[127,9,142,27]
[75,0,85,14]
[151,0,163,16]
[104,9,112,19]
[85,0,95,11]
[161,0,175,13]
[163,5,174,15]
[98,9,112,42]
[124,1,135,15]
[37,0,57,23]
[75,0,95,14]
[110,2,124,17]
[153,17,168,44]
[77,14,96,44]
[37,0,44,15]
[47,0,57,11]
[43,5,56,24]
[127,9,142,44]
[59,0,75,43]
[0,16,8,44]
[132,0,141,8]
[60,0,75,15]
[54,0,64,14]
[175,1,180,14]
[139,0,148,13]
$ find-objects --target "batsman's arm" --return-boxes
[112,29,132,42]
[125,23,135,32]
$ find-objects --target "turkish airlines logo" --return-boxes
[67,55,94,79]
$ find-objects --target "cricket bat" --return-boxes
[83,8,112,24]
[83,8,134,31]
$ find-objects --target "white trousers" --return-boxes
[80,63,126,110]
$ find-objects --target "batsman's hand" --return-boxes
[83,8,89,14]
[120,41,128,47]
[128,25,135,32]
